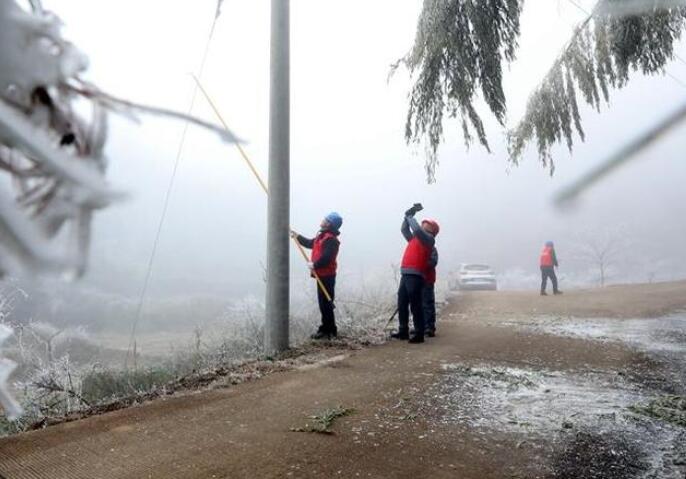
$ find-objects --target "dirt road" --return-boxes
[1,281,685,479]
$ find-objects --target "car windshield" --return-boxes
[463,264,491,272]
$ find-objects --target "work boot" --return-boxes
[311,330,330,340]
[408,334,424,344]
[540,291,548,296]
[553,290,563,295]
[390,331,409,340]
[426,329,436,338]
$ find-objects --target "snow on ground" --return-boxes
[417,314,686,478]
[517,314,686,355]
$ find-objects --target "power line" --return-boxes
[568,0,686,73]
[561,0,686,89]
[564,0,591,16]
[666,71,686,88]
[125,7,222,368]
[556,100,686,205]
[674,53,686,67]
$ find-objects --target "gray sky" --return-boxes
[40,0,686,300]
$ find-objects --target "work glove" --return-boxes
[307,262,314,271]
[289,230,298,239]
[404,203,423,217]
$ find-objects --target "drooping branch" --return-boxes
[400,0,686,181]
[508,1,686,173]
[397,0,523,182]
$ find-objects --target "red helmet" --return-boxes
[421,219,440,236]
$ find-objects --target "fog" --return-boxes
[10,0,686,335]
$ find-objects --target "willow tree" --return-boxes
[398,0,686,181]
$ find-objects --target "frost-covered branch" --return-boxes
[508,1,686,172]
[397,0,523,182]
[0,0,241,279]
[400,0,686,180]
[68,82,242,145]
[0,0,239,420]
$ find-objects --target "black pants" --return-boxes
[398,274,425,337]
[423,283,436,332]
[540,267,559,293]
[317,275,337,334]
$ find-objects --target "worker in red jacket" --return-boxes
[392,204,438,344]
[540,240,562,296]
[292,212,343,339]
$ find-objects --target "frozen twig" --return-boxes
[68,82,243,145]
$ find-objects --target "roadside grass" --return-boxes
[1,284,395,436]
[629,395,686,427]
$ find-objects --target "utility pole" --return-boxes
[265,0,290,354]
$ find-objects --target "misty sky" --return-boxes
[39,0,686,301]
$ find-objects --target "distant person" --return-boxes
[392,203,438,343]
[423,245,439,337]
[291,212,343,339]
[540,240,562,296]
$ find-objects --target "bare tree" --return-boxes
[575,229,627,287]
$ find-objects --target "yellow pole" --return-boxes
[192,75,334,304]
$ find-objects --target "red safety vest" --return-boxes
[540,246,554,267]
[311,232,339,277]
[401,237,432,275]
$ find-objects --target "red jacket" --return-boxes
[311,231,339,277]
[540,246,555,267]
[401,237,432,276]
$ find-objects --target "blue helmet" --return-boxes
[325,212,343,231]
[545,241,554,247]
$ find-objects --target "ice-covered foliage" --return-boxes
[0,0,116,278]
[0,0,238,279]
[0,0,237,420]
[0,0,113,421]
[0,280,397,433]
[400,0,686,180]
[397,0,523,182]
[508,1,686,173]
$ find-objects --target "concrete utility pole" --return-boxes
[265,0,290,354]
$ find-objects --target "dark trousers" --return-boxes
[317,275,336,334]
[540,266,559,293]
[397,274,425,337]
[423,283,436,332]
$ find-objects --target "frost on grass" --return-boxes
[630,395,686,428]
[0,281,396,433]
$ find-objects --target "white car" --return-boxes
[452,263,498,291]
